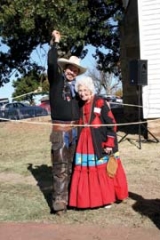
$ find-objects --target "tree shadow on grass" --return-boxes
[27,163,53,212]
[129,192,160,230]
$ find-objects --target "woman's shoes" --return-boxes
[104,204,112,209]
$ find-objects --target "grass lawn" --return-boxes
[0,120,160,229]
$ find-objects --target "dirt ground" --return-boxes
[0,117,160,240]
[0,222,160,240]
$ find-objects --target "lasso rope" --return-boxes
[1,89,160,128]
[0,115,160,128]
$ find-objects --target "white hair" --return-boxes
[75,76,95,94]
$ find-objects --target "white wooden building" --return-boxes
[122,0,160,119]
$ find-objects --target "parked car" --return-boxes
[109,97,123,109]
[38,96,51,114]
[0,102,48,120]
[99,95,123,109]
[0,98,9,110]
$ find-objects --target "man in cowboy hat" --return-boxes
[47,30,87,216]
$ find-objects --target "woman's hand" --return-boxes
[104,147,112,154]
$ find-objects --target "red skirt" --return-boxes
[69,127,128,208]
[69,158,128,209]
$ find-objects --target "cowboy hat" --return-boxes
[58,56,87,76]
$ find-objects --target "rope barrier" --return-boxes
[0,116,160,128]
[10,92,160,111]
[1,87,160,128]
[12,90,41,100]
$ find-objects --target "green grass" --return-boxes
[0,183,48,222]
[0,121,160,228]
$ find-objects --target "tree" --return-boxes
[0,0,124,87]
[88,65,122,95]
[12,68,49,104]
[114,88,123,97]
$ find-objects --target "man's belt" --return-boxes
[52,120,79,132]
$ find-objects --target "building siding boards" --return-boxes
[138,0,160,118]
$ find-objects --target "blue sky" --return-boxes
[0,43,96,103]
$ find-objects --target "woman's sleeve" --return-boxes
[101,102,117,148]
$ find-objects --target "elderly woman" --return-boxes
[69,76,128,209]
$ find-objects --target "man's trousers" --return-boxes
[50,129,76,211]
